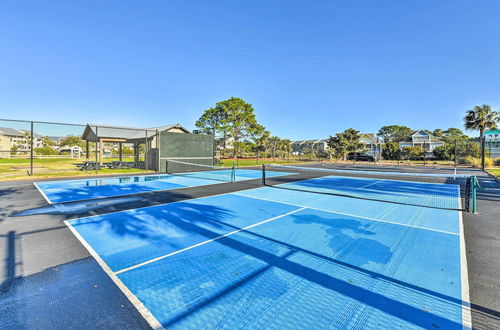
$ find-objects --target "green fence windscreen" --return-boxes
[159,132,214,172]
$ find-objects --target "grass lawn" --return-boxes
[487,169,500,178]
[0,157,146,181]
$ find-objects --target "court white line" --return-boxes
[33,182,52,204]
[235,192,460,236]
[114,207,306,275]
[64,220,165,330]
[34,176,232,205]
[358,179,385,189]
[458,195,472,329]
[33,169,270,205]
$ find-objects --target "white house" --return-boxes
[360,133,384,158]
[399,130,444,154]
[484,129,500,159]
[291,139,328,155]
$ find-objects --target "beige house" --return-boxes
[0,134,10,158]
[399,130,444,154]
[0,127,44,155]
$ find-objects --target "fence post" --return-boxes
[95,126,99,175]
[145,130,148,171]
[30,121,34,176]
[156,129,160,172]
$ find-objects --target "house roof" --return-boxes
[292,139,327,144]
[0,127,25,137]
[20,130,43,139]
[411,129,433,136]
[81,123,191,142]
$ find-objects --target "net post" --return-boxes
[261,164,266,186]
[471,176,478,213]
[231,164,236,182]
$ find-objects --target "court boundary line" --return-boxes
[114,207,306,275]
[33,182,51,204]
[62,186,458,238]
[64,188,468,328]
[286,175,460,200]
[235,192,460,236]
[458,195,472,329]
[33,175,233,205]
[63,220,165,330]
[33,169,287,205]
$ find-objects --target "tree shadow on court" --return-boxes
[68,201,236,254]
[37,181,185,204]
[10,197,143,217]
[0,187,25,221]
[151,214,462,329]
[290,213,393,266]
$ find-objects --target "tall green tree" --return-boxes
[42,136,56,147]
[327,128,363,160]
[250,126,267,163]
[381,142,401,160]
[268,136,281,162]
[59,135,85,148]
[280,139,292,161]
[401,146,423,160]
[442,128,469,143]
[197,97,261,159]
[432,129,444,139]
[377,125,412,142]
[464,104,499,169]
[195,105,230,151]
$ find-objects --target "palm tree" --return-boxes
[464,104,499,169]
[268,136,280,162]
[280,139,292,162]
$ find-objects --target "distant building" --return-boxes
[398,130,444,154]
[360,133,384,158]
[0,127,44,153]
[0,134,10,158]
[484,129,500,159]
[291,139,328,155]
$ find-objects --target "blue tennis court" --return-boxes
[64,175,470,329]
[35,168,293,204]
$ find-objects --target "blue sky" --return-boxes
[1,0,499,139]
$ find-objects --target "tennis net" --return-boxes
[166,159,235,183]
[262,164,476,212]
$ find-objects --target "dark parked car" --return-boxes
[346,152,375,162]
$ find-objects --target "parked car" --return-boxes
[346,152,375,162]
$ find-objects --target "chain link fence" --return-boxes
[0,119,159,180]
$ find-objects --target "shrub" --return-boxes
[485,158,494,168]
[494,158,500,167]
[458,156,494,168]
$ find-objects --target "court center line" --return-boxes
[357,179,385,189]
[114,206,306,275]
[235,192,459,236]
